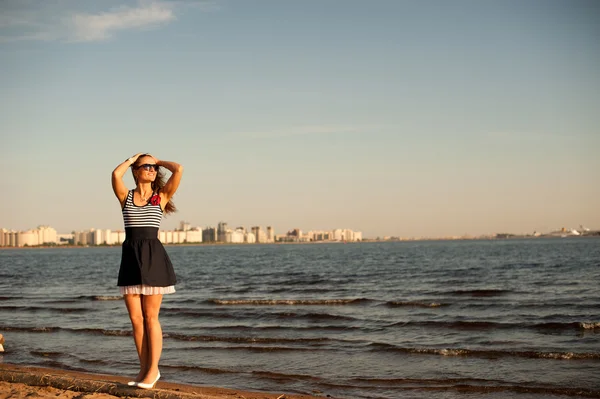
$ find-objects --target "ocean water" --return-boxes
[0,238,599,399]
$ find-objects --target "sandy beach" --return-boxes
[0,363,318,399]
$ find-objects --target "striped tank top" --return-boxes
[122,190,163,228]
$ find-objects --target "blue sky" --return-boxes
[1,0,599,238]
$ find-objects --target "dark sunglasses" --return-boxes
[137,164,159,171]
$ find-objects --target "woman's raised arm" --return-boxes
[156,159,184,202]
[112,153,144,205]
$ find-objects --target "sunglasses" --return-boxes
[137,164,159,171]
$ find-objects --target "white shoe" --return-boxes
[136,371,160,389]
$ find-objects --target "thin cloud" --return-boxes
[0,0,214,43]
[70,1,175,42]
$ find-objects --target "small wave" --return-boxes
[348,376,499,386]
[0,326,131,337]
[0,326,57,333]
[161,308,237,318]
[0,305,88,314]
[198,324,359,332]
[164,332,331,345]
[185,345,320,353]
[30,350,63,358]
[91,295,122,301]
[251,370,322,383]
[161,364,238,375]
[385,301,447,308]
[368,343,600,360]
[268,287,329,294]
[388,321,509,330]
[76,327,131,336]
[533,322,600,332]
[31,326,60,333]
[77,358,111,365]
[43,295,122,303]
[43,299,80,304]
[387,320,600,332]
[162,308,358,322]
[273,312,358,321]
[208,298,368,306]
[449,289,511,297]
[580,322,600,330]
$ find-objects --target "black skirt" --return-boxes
[117,227,177,287]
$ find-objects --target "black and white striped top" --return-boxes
[122,190,163,228]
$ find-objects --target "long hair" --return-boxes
[131,155,177,215]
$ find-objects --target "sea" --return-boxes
[0,238,599,399]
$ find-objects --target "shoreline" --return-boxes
[0,363,317,399]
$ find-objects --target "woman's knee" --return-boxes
[129,313,144,327]
[143,315,160,329]
[142,307,160,324]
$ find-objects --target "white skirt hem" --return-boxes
[119,285,176,295]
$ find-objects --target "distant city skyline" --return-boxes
[2,1,599,237]
[1,221,593,242]
[0,222,364,247]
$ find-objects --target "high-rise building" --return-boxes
[217,222,228,242]
[90,229,102,245]
[227,228,244,243]
[256,229,267,243]
[17,230,38,247]
[332,229,343,241]
[266,226,275,243]
[186,228,203,243]
[202,227,217,242]
[0,228,7,247]
[251,226,260,240]
[245,231,256,243]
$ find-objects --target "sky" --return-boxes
[1,0,599,238]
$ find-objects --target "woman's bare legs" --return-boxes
[139,294,163,384]
[124,294,149,382]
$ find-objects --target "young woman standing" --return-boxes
[111,153,183,389]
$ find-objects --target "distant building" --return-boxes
[266,226,275,243]
[57,233,74,245]
[217,222,228,242]
[90,229,103,245]
[202,227,217,242]
[3,225,59,247]
[109,230,126,244]
[245,231,256,243]
[332,229,343,241]
[179,221,191,231]
[251,226,268,243]
[226,228,244,243]
[308,230,332,241]
[256,229,268,243]
[186,228,203,243]
[0,228,6,246]
[287,229,302,241]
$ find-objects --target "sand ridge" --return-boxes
[0,363,319,399]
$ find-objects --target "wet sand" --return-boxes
[0,363,319,399]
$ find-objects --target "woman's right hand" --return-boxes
[129,153,145,165]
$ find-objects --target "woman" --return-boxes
[111,153,183,389]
